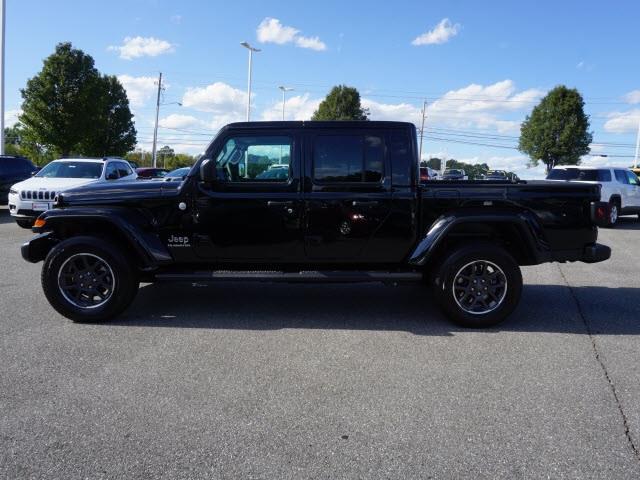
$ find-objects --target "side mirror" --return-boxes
[200,159,215,183]
[106,172,119,180]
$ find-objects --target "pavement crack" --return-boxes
[557,264,640,462]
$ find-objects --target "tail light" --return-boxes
[590,201,610,227]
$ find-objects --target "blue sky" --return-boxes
[5,0,640,177]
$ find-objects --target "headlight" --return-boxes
[9,188,18,195]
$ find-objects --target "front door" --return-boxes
[303,130,393,262]
[193,131,304,262]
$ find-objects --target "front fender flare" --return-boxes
[32,207,173,268]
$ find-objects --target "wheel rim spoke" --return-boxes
[57,253,116,309]
[452,260,508,315]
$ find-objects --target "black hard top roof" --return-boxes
[223,120,415,130]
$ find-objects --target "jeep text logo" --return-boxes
[168,234,190,247]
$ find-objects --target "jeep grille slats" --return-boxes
[21,190,56,201]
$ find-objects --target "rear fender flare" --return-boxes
[408,211,545,266]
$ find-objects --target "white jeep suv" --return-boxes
[8,158,137,228]
[546,166,640,227]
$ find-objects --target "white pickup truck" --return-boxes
[547,166,640,227]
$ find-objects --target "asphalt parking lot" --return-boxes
[1,206,639,479]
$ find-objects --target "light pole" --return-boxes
[0,0,6,155]
[634,118,640,169]
[278,86,294,121]
[240,42,260,121]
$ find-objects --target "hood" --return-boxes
[12,176,97,192]
[60,179,182,206]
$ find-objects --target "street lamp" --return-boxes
[240,42,260,121]
[278,86,294,121]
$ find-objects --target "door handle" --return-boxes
[267,201,295,207]
[352,200,379,207]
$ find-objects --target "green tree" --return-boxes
[3,124,55,165]
[19,42,137,158]
[518,85,592,172]
[20,42,102,156]
[311,85,369,121]
[79,75,136,157]
[158,145,175,168]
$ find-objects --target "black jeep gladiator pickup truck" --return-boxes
[21,121,611,327]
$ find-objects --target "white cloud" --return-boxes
[158,114,201,129]
[603,109,640,134]
[412,18,461,46]
[261,94,321,121]
[182,82,248,130]
[109,36,175,60]
[5,109,21,126]
[361,80,542,134]
[117,75,159,108]
[295,36,327,51]
[256,17,326,50]
[257,18,299,44]
[623,90,640,104]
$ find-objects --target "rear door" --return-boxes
[303,129,393,262]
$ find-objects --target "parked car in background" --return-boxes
[546,166,640,226]
[419,167,438,182]
[8,158,138,228]
[136,167,169,179]
[255,164,290,181]
[631,166,640,178]
[442,168,467,181]
[1,155,38,204]
[484,170,509,181]
[164,167,191,182]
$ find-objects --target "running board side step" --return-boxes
[153,270,423,284]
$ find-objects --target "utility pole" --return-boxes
[634,118,640,169]
[418,100,427,163]
[241,42,260,121]
[0,0,6,155]
[279,86,294,121]
[151,72,162,168]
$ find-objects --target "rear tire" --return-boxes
[16,218,34,229]
[41,236,139,323]
[605,199,620,228]
[433,243,522,328]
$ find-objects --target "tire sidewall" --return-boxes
[436,244,522,328]
[42,236,137,322]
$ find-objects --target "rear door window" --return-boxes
[312,134,384,183]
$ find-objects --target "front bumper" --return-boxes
[21,231,56,263]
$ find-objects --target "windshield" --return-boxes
[36,161,103,179]
[445,169,462,175]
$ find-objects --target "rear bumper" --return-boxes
[21,231,56,263]
[581,243,611,264]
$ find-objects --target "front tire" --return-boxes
[433,243,522,328]
[41,236,139,322]
[16,218,34,229]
